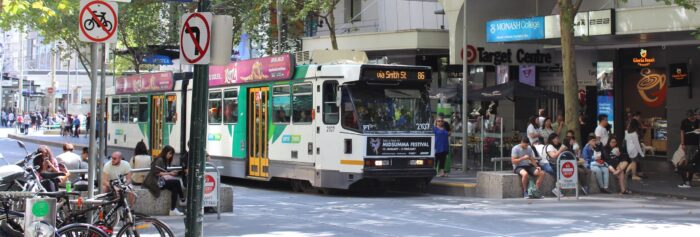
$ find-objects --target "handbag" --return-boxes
[157,176,165,188]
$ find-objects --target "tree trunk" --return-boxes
[327,4,338,50]
[559,0,581,142]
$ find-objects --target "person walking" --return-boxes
[1,110,6,128]
[85,113,91,138]
[23,113,30,135]
[625,119,645,181]
[678,109,700,188]
[143,145,185,216]
[434,117,450,177]
[8,112,15,128]
[72,115,81,137]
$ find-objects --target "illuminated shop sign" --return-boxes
[486,17,545,42]
[632,49,656,67]
[462,45,553,65]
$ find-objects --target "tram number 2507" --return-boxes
[326,126,335,132]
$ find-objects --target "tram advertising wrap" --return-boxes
[367,137,432,156]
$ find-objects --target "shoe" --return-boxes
[169,208,184,216]
[600,188,610,194]
[678,184,691,189]
[523,192,529,199]
[581,186,589,195]
[552,188,562,198]
[632,176,642,181]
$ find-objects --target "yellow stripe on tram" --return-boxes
[340,160,364,165]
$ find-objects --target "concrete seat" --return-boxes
[131,185,234,216]
[475,170,621,198]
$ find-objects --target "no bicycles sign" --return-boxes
[180,12,212,65]
[78,0,118,43]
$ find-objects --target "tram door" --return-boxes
[247,87,269,177]
[151,95,165,156]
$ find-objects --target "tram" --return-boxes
[107,53,436,190]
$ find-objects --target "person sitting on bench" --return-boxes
[511,136,545,199]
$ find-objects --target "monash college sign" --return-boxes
[486,17,545,42]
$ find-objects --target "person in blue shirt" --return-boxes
[434,117,450,177]
[582,134,610,193]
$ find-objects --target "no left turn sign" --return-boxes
[180,12,212,65]
[78,0,118,43]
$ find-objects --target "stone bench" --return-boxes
[131,185,233,216]
[476,170,622,198]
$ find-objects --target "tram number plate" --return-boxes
[326,126,335,132]
[367,137,431,156]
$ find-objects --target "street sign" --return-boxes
[203,171,219,207]
[78,0,119,43]
[180,12,212,65]
[47,87,55,94]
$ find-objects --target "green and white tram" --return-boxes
[107,54,436,190]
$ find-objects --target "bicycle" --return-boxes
[0,191,110,237]
[83,11,113,31]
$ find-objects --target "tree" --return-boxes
[118,0,179,73]
[557,0,583,142]
[291,0,342,50]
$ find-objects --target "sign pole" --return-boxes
[461,3,469,173]
[185,1,210,237]
[98,43,108,193]
[87,42,98,207]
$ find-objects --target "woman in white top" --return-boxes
[539,118,555,144]
[527,116,542,145]
[130,141,152,184]
[625,119,644,180]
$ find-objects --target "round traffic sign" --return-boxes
[180,13,211,64]
[561,161,575,178]
[79,0,118,43]
[47,87,55,94]
[204,174,216,194]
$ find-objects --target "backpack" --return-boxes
[527,178,542,198]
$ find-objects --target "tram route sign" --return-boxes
[360,65,431,81]
[366,137,432,156]
[78,0,118,43]
[180,12,212,65]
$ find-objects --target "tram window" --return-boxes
[111,98,120,122]
[138,97,149,123]
[322,81,339,124]
[165,95,177,123]
[223,90,238,124]
[129,97,140,123]
[292,84,312,124]
[272,86,291,123]
[340,87,359,131]
[120,98,129,122]
[208,91,222,124]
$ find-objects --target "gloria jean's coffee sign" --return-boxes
[367,137,432,156]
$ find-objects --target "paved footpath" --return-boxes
[156,181,700,237]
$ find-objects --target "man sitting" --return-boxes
[56,143,87,185]
[511,136,545,199]
[102,151,134,204]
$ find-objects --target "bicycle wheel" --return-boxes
[57,223,110,237]
[115,217,174,237]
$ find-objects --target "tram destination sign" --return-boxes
[361,66,431,81]
[367,137,432,156]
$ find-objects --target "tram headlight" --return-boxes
[374,160,390,166]
[26,221,54,237]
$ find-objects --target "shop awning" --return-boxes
[467,81,562,101]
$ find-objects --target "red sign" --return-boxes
[561,161,575,178]
[47,87,55,94]
[116,72,174,94]
[204,174,216,194]
[78,0,118,43]
[209,54,295,87]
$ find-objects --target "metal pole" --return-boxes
[461,2,469,173]
[276,0,282,53]
[87,43,98,204]
[50,45,57,116]
[66,58,71,113]
[18,31,23,116]
[98,43,108,193]
[185,1,210,236]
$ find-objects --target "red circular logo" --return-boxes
[561,161,575,178]
[204,174,215,194]
[460,45,477,64]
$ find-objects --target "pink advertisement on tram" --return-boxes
[209,54,294,87]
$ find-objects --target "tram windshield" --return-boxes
[343,82,431,133]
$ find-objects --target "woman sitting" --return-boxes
[143,145,185,216]
[129,141,151,184]
[603,137,632,194]
[582,134,610,194]
[34,145,67,192]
